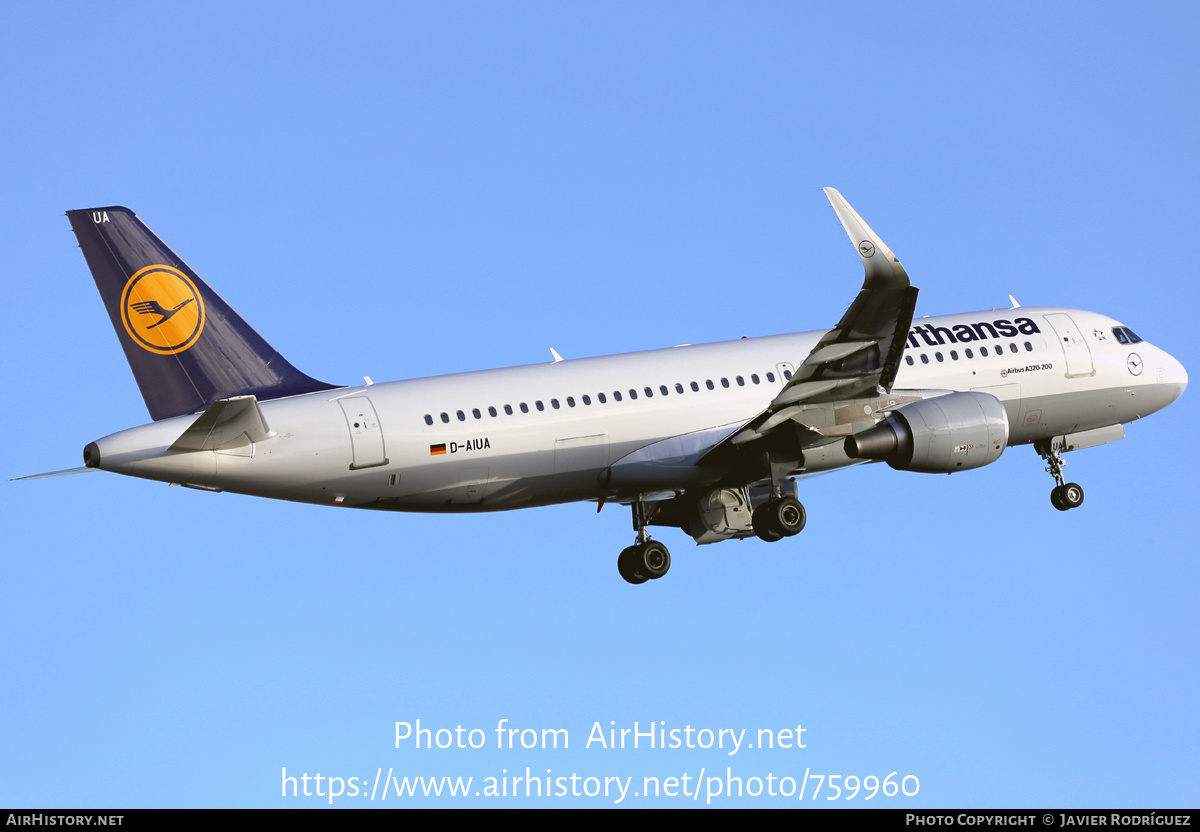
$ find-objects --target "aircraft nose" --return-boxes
[1159,348,1187,403]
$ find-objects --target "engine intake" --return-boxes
[844,391,1009,473]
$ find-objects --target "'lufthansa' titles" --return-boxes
[907,317,1039,348]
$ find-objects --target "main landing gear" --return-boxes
[617,497,672,585]
[1039,443,1084,511]
[615,487,809,584]
[752,495,807,542]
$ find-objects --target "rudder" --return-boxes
[68,206,339,420]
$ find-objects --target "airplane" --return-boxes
[31,191,1187,584]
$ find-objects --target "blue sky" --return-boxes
[2,2,1197,808]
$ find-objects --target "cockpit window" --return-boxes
[1112,326,1143,344]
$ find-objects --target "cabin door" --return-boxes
[338,397,389,470]
[1044,313,1095,378]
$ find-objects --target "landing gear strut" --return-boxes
[617,497,671,584]
[1039,443,1084,511]
[752,463,807,542]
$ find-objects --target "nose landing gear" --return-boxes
[1050,481,1085,511]
[1039,442,1085,511]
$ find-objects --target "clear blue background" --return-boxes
[2,1,1196,808]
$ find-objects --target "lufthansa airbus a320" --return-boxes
[28,190,1187,584]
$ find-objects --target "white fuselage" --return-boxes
[89,306,1187,512]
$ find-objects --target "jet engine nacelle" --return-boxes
[843,391,1009,473]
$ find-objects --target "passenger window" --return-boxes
[643,387,653,398]
[583,394,592,405]
[629,389,638,400]
[440,412,450,423]
[675,383,684,394]
[472,408,481,419]
[660,385,669,396]
[613,391,622,402]
[551,399,560,409]
[736,376,745,386]
[920,354,929,364]
[783,369,793,380]
[424,414,433,425]
[566,397,575,407]
[721,378,730,388]
[457,410,466,421]
[965,348,973,358]
[488,406,497,417]
[598,393,607,403]
[1009,343,1018,353]
[705,379,714,390]
[536,400,545,411]
[520,403,529,413]
[980,347,989,356]
[766,372,775,383]
[504,404,513,415]
[1024,341,1032,351]
[935,352,944,362]
[751,374,760,384]
[690,381,699,392]
[905,356,914,365]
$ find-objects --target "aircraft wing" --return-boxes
[723,188,918,450]
[606,189,920,496]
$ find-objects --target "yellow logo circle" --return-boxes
[120,265,205,354]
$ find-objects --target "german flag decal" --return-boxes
[430,443,447,456]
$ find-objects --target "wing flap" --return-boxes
[803,340,876,366]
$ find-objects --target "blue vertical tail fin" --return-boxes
[67,206,339,421]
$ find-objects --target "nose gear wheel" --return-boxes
[1039,443,1084,511]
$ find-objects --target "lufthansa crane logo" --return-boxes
[120,265,205,354]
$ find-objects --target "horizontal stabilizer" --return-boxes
[170,396,273,452]
[11,467,96,481]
